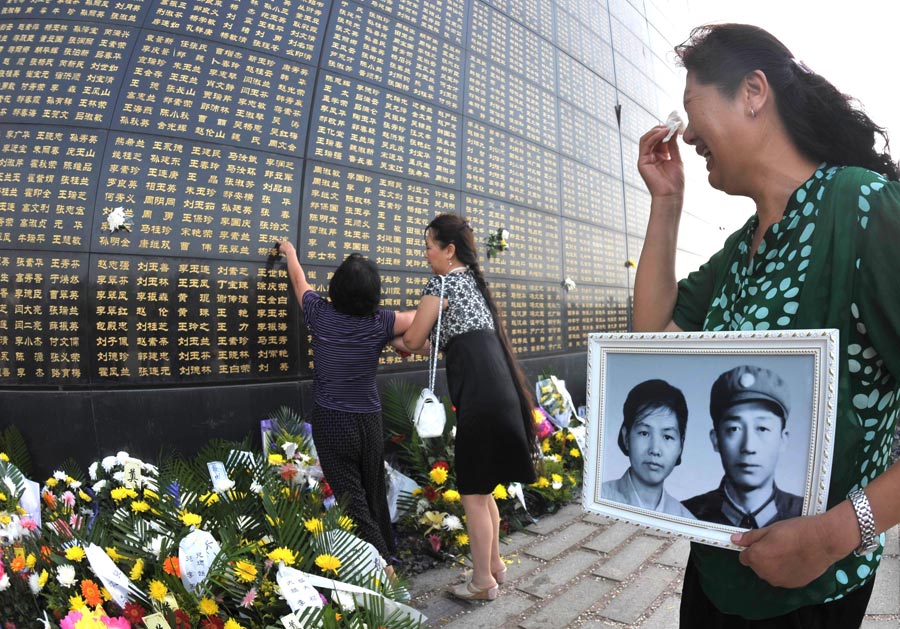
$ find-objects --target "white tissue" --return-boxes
[663,110,685,142]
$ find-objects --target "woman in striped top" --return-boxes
[278,239,417,576]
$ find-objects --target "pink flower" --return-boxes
[60,610,84,629]
[102,617,131,629]
[61,491,76,507]
[241,587,258,608]
[428,534,442,552]
[20,518,37,531]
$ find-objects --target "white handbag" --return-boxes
[413,275,447,439]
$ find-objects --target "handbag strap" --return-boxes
[428,274,446,392]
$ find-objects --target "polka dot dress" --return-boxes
[677,164,900,615]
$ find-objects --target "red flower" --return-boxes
[163,556,181,577]
[320,480,333,498]
[428,534,442,552]
[123,602,146,625]
[174,610,192,628]
[431,460,449,470]
[390,434,406,443]
[423,486,439,501]
[200,617,224,629]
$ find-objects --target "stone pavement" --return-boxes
[407,502,900,628]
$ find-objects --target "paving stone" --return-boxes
[575,619,620,628]
[582,513,611,526]
[525,522,599,560]
[583,521,639,553]
[501,529,539,555]
[860,620,900,629]
[638,595,681,629]
[656,537,691,569]
[441,590,535,629]
[407,563,462,600]
[518,550,603,598]
[866,556,900,615]
[412,592,468,625]
[519,576,616,629]
[592,536,666,581]
[599,565,677,624]
[883,525,899,556]
[501,555,542,584]
[526,502,586,535]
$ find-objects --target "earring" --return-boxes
[750,107,757,118]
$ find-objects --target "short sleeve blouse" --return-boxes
[422,270,493,350]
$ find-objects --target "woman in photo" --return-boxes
[602,379,694,518]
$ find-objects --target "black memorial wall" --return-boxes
[0,0,675,473]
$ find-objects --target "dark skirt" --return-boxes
[445,329,537,494]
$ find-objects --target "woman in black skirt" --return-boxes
[402,213,537,601]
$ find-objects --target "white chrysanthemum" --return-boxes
[415,498,429,515]
[281,441,298,459]
[68,480,82,490]
[52,470,67,481]
[442,515,463,531]
[101,456,117,472]
[92,479,108,493]
[500,228,509,241]
[552,480,563,490]
[88,461,99,480]
[213,478,235,493]
[28,572,42,594]
[0,573,9,592]
[250,481,263,494]
[115,451,130,464]
[112,471,125,483]
[56,564,77,588]
[451,426,457,439]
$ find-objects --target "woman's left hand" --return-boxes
[731,514,844,588]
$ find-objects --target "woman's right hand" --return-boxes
[637,125,686,200]
[277,239,295,257]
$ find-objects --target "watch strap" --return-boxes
[849,488,879,557]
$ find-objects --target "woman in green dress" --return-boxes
[634,23,900,627]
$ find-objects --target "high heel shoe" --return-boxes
[493,566,508,585]
[449,579,499,601]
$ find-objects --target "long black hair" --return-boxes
[676,23,899,181]
[426,213,538,456]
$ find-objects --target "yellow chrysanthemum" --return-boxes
[65,546,86,562]
[0,514,9,525]
[534,477,550,488]
[554,431,565,442]
[442,489,460,502]
[569,448,580,458]
[0,491,6,502]
[26,553,36,569]
[105,547,122,562]
[0,452,8,461]
[148,579,168,602]
[65,476,76,486]
[130,500,151,513]
[38,569,48,588]
[130,558,144,581]
[456,533,469,546]
[198,597,219,615]
[428,467,448,485]
[102,587,112,601]
[233,560,257,583]
[180,511,202,526]
[338,515,354,531]
[412,487,423,496]
[566,432,576,441]
[224,620,246,629]
[200,492,220,506]
[78,490,92,502]
[532,409,545,424]
[551,474,563,484]
[304,518,324,535]
[268,453,285,466]
[315,553,341,575]
[68,594,85,610]
[491,484,508,500]
[540,439,550,453]
[45,477,58,488]
[110,487,137,502]
[143,488,158,500]
[267,546,297,566]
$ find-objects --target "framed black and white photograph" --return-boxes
[582,330,839,549]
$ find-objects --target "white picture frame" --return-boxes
[582,329,838,549]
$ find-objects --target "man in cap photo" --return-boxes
[684,365,803,528]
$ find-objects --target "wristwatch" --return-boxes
[848,488,880,557]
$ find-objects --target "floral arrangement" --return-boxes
[382,380,583,558]
[0,408,421,628]
[484,227,509,259]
